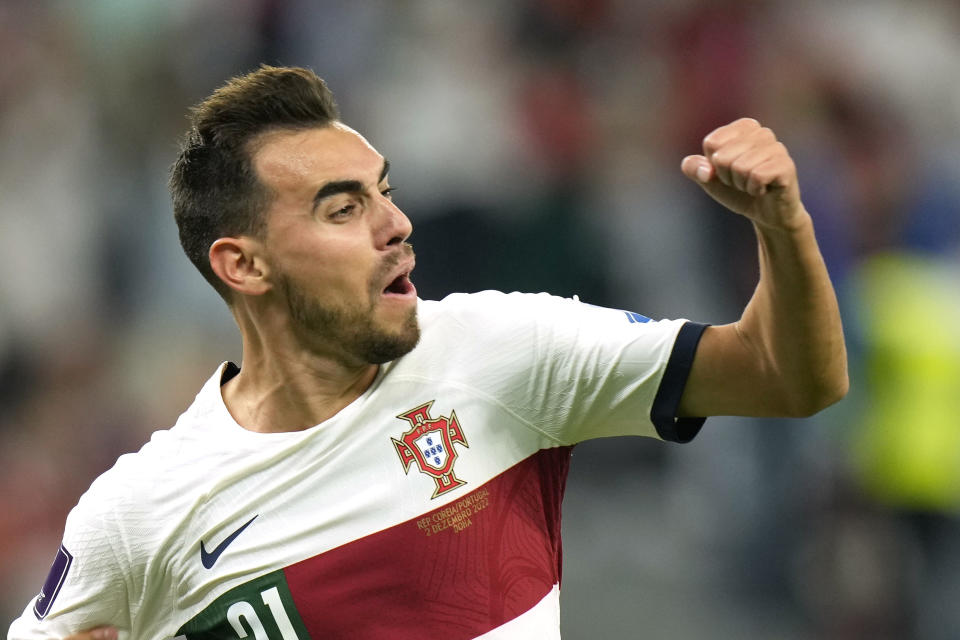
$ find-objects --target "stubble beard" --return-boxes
[278,271,420,366]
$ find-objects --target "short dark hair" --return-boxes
[169,65,340,300]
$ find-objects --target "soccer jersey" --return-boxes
[8,291,706,640]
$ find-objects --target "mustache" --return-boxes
[369,242,415,291]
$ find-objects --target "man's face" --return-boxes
[252,123,419,365]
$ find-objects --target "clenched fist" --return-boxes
[681,118,807,231]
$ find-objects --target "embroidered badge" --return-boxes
[392,401,469,499]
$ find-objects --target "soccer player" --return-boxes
[9,66,847,639]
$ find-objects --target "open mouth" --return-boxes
[383,272,415,297]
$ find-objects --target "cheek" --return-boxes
[304,255,376,301]
[269,230,378,297]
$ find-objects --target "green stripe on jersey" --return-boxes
[176,569,310,639]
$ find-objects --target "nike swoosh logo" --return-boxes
[200,515,258,569]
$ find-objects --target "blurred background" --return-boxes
[2,0,959,637]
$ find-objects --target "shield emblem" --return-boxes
[392,401,469,498]
[413,429,449,472]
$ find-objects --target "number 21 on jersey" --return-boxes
[175,571,309,639]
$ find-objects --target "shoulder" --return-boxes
[69,365,229,529]
[68,428,184,532]
[406,290,676,378]
[418,290,675,342]
[419,290,578,330]
[413,291,559,358]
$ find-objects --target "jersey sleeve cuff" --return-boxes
[649,321,709,443]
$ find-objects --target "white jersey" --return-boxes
[8,291,706,640]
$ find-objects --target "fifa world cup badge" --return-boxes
[392,401,469,499]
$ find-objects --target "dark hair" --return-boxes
[169,65,340,300]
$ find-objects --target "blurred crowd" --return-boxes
[1,1,959,638]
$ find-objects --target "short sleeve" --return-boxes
[648,320,708,443]
[433,292,708,445]
[7,480,134,639]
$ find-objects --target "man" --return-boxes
[9,65,847,639]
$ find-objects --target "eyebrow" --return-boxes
[311,159,391,210]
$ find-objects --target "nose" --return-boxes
[376,193,413,249]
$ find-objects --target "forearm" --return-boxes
[677,118,848,418]
[737,209,848,416]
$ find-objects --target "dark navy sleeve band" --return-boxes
[650,321,710,443]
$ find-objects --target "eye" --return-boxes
[330,203,356,219]
[381,186,397,200]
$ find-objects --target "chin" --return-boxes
[363,309,421,364]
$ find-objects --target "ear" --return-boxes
[209,237,272,297]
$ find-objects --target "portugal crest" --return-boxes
[392,401,469,499]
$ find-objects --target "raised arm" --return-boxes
[677,118,848,418]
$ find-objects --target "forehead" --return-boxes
[252,123,383,192]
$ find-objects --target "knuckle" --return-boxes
[747,165,770,187]
[711,150,731,166]
[731,157,751,175]
[774,141,790,157]
[749,169,766,189]
[757,165,776,181]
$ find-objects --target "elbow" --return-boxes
[785,368,850,418]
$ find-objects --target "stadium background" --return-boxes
[2,1,959,637]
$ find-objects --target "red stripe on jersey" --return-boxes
[283,446,572,639]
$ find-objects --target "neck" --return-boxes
[222,310,379,434]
